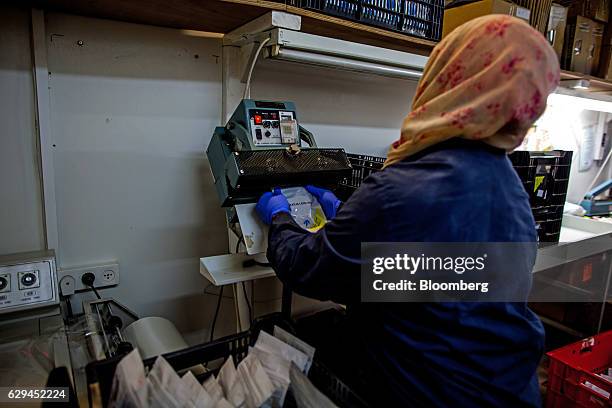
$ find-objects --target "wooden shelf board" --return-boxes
[32,1,612,86]
[561,70,612,93]
[31,0,275,33]
[287,5,435,54]
[28,0,436,54]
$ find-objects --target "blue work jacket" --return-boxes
[267,139,544,407]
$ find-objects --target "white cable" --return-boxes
[243,37,271,100]
[586,144,612,194]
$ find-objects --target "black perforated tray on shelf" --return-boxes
[291,0,445,41]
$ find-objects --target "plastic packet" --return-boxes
[147,356,186,407]
[289,363,338,408]
[254,331,309,373]
[108,349,148,408]
[217,356,246,408]
[273,326,315,374]
[181,371,215,408]
[202,376,224,402]
[236,353,276,408]
[280,187,327,232]
[248,346,291,407]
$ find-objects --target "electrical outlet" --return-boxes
[59,262,120,291]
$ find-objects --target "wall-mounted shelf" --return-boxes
[31,0,436,54]
[561,70,612,94]
[28,0,612,90]
[200,253,274,286]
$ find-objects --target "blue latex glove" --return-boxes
[256,188,290,225]
[305,185,342,220]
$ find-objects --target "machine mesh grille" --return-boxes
[235,148,351,176]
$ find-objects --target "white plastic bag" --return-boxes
[217,356,247,408]
[237,354,276,408]
[280,187,327,232]
[248,346,291,407]
[273,326,315,373]
[147,356,187,408]
[254,331,309,373]
[108,349,148,408]
[181,371,215,408]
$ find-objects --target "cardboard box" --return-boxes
[562,16,605,75]
[592,19,605,74]
[599,45,612,79]
[547,4,568,59]
[568,0,610,22]
[443,0,531,38]
[592,0,610,22]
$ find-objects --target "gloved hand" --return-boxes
[305,185,342,220]
[256,188,290,225]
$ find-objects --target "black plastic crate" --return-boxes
[536,218,562,243]
[293,0,445,41]
[298,0,360,20]
[342,153,386,188]
[86,313,368,408]
[337,153,385,200]
[533,205,564,221]
[533,205,563,243]
[509,150,573,208]
[340,151,572,244]
[508,150,573,167]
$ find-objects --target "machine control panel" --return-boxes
[0,253,58,315]
[249,109,298,146]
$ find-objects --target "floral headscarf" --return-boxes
[384,15,560,167]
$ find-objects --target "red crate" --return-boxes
[546,330,612,408]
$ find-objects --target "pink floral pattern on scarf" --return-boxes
[385,15,560,168]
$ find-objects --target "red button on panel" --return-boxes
[254,115,262,125]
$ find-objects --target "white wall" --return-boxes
[41,12,417,339]
[0,7,46,254]
[45,13,231,336]
[8,7,609,341]
[251,59,416,156]
[535,100,612,203]
[6,5,610,342]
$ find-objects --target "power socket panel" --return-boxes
[59,262,120,291]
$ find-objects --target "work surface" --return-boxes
[201,215,612,285]
[535,232,612,273]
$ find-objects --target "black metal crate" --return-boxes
[293,0,445,41]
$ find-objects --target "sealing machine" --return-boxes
[580,179,612,216]
[206,99,352,208]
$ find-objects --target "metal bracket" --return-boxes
[222,11,302,83]
[223,11,301,46]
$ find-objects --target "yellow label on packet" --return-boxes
[306,207,327,233]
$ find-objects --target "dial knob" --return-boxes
[20,273,37,287]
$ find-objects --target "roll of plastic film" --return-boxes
[123,317,188,359]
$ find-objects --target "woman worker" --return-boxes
[256,15,560,407]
